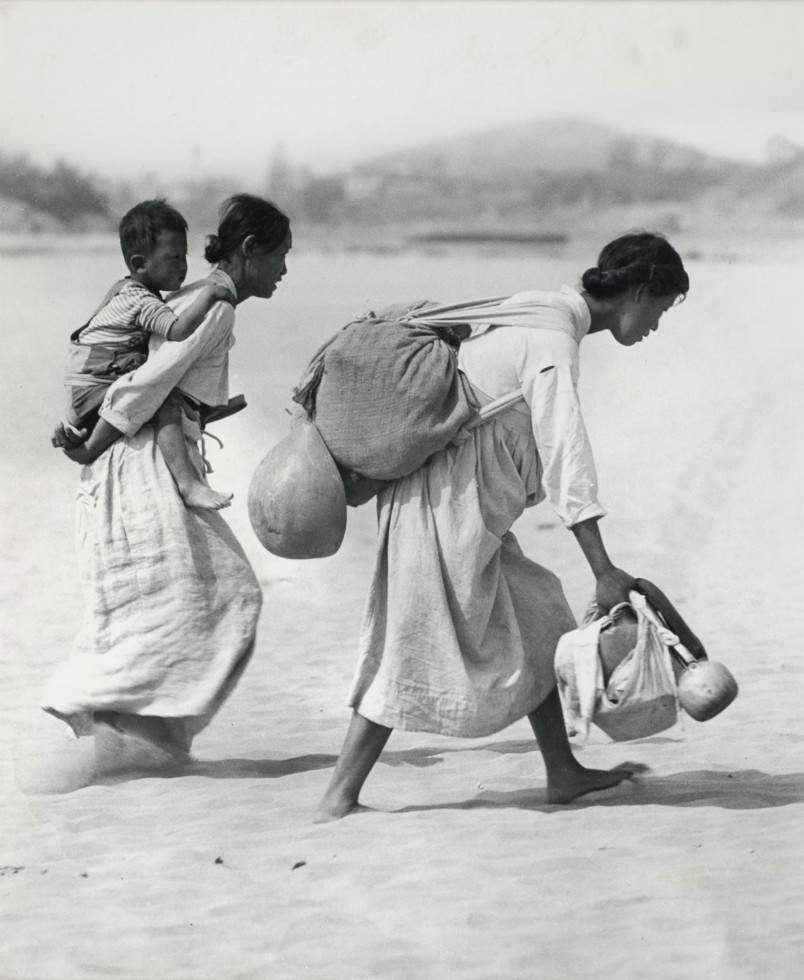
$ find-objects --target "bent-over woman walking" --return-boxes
[316,232,689,821]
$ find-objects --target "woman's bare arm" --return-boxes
[570,517,636,611]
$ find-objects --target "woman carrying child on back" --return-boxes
[60,198,234,509]
[46,194,292,769]
[316,232,690,821]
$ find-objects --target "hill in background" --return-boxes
[358,117,737,179]
[308,118,800,238]
[2,118,804,246]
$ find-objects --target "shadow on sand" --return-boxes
[394,769,804,813]
[185,754,337,779]
[100,738,804,815]
[182,738,541,780]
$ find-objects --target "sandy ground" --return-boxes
[1,241,802,979]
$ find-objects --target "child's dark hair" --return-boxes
[119,199,188,266]
[581,232,689,300]
[204,194,290,263]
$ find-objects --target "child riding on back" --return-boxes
[59,198,234,510]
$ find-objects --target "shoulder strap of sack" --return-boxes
[463,387,525,430]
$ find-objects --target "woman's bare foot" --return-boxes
[314,792,373,824]
[179,482,233,510]
[546,762,648,804]
[315,713,392,822]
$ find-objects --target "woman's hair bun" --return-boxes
[581,267,604,292]
[204,234,225,264]
[585,232,689,298]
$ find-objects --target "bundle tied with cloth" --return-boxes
[248,294,557,559]
[555,579,738,741]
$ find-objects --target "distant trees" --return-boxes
[265,145,348,224]
[0,150,111,226]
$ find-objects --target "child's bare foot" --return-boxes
[179,482,233,510]
[546,762,648,804]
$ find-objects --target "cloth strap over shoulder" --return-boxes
[400,293,582,340]
[404,290,584,429]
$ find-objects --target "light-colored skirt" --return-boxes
[348,409,575,737]
[42,424,262,741]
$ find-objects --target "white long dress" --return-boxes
[348,287,605,736]
[42,271,262,745]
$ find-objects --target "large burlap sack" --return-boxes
[293,308,476,483]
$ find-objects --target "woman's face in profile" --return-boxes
[247,231,292,299]
[610,288,679,346]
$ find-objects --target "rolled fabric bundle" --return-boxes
[303,316,475,482]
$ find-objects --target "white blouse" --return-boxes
[457,286,606,528]
[100,269,238,437]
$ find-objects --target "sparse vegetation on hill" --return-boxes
[3,119,803,242]
[0,151,112,231]
[270,118,803,241]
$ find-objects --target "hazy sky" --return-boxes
[2,0,803,183]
